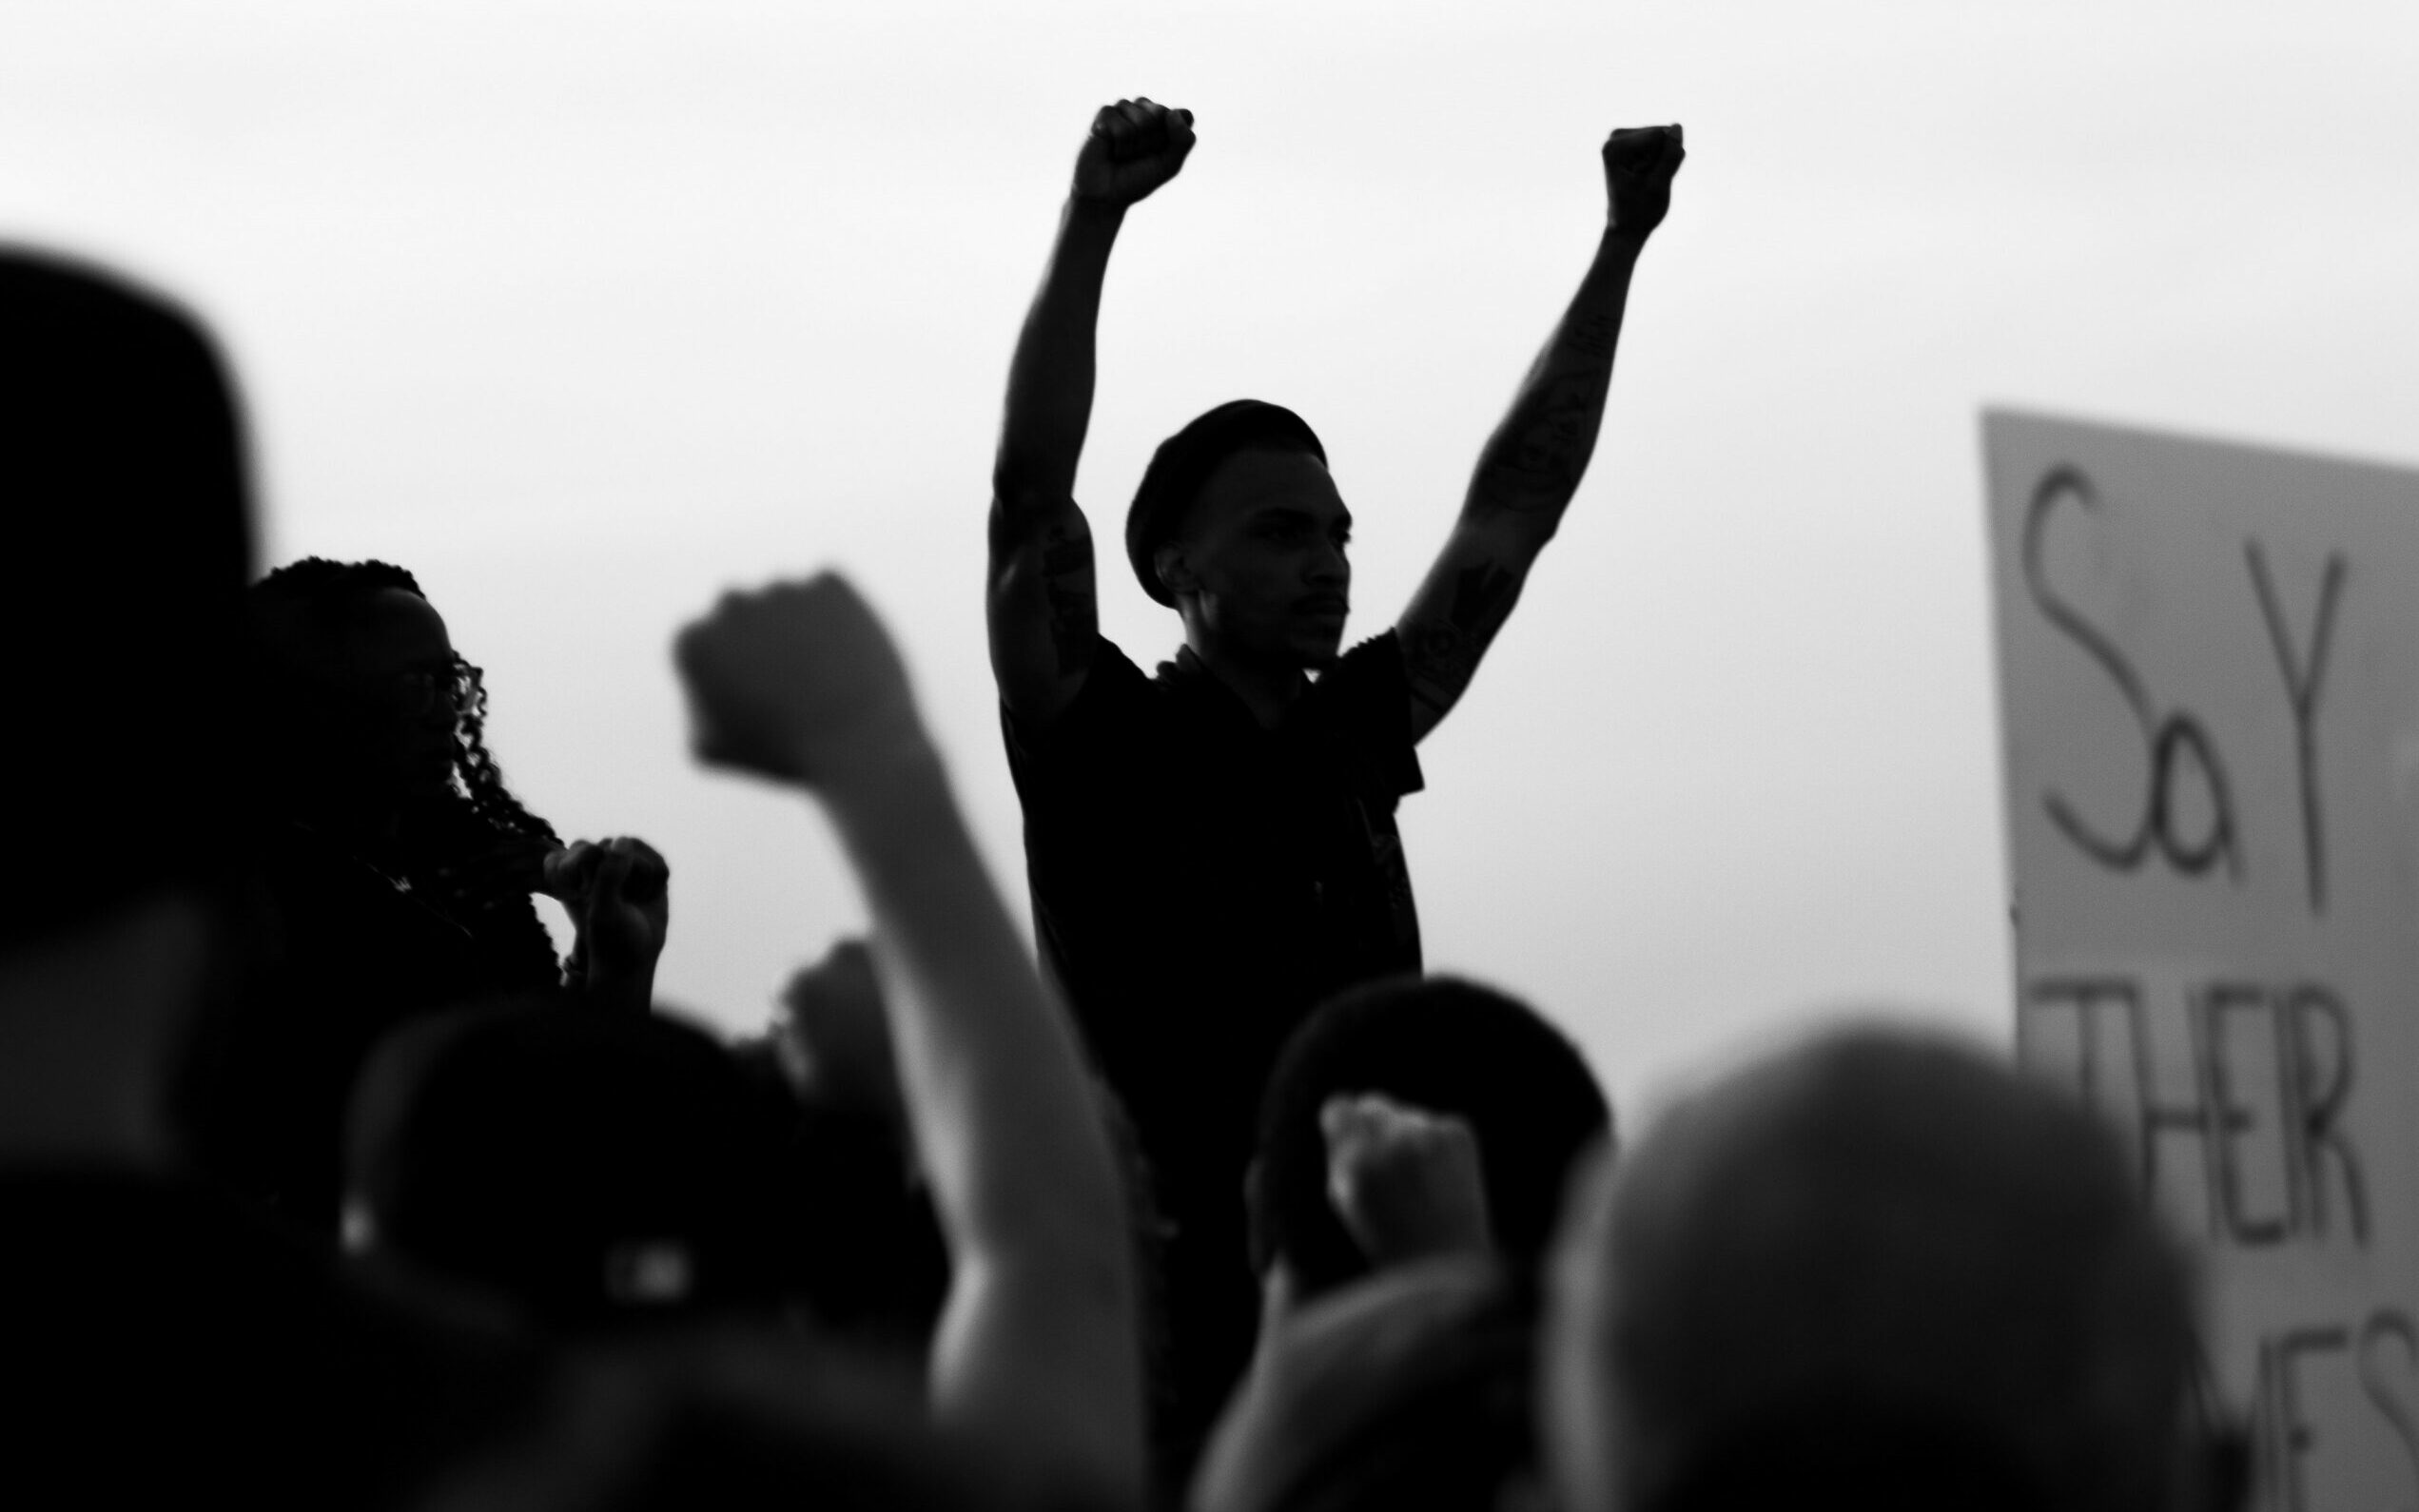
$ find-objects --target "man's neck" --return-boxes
[1182,632,1311,730]
[0,893,209,1171]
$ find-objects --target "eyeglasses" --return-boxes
[390,662,480,720]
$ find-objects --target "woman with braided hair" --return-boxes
[190,557,670,1231]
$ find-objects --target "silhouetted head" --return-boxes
[347,999,810,1333]
[1539,1026,2205,1512]
[1127,399,1351,671]
[247,557,555,850]
[2,248,254,947]
[1249,975,1609,1303]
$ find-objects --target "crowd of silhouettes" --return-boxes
[0,92,2251,1512]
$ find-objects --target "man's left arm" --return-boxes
[1396,124,1685,742]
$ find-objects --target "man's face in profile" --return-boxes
[1170,446,1354,671]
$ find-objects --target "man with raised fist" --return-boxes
[986,95,1684,1481]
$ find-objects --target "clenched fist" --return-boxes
[1322,1092,1494,1270]
[774,938,906,1138]
[544,835,672,995]
[1603,123,1685,240]
[1071,97,1196,208]
[673,572,926,788]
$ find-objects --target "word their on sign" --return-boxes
[2023,974,2364,1248]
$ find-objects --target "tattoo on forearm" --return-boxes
[1041,530,1096,674]
[1477,368,1609,512]
[1474,306,1622,515]
[1564,310,1620,362]
[1408,561,1521,712]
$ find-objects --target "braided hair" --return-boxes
[249,556,562,986]
[252,558,557,844]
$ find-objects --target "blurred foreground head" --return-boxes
[1541,1026,2208,1512]
[0,248,253,947]
[1251,975,1609,1301]
[347,1000,809,1333]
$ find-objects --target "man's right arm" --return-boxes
[988,98,1195,729]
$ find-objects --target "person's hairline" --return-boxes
[1253,975,1609,1293]
[1155,446,1349,594]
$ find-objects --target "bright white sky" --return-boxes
[5,0,2414,1119]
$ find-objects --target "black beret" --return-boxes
[1125,398,1326,607]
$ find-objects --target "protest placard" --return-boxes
[1985,409,2419,1512]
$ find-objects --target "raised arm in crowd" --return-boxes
[677,572,1146,1507]
[987,98,1195,727]
[1395,123,1684,738]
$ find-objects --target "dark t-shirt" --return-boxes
[1002,631,1425,1470]
[185,815,563,1231]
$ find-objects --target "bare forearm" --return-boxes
[815,738,1123,1252]
[811,734,1142,1494]
[994,197,1126,507]
[1467,227,1647,531]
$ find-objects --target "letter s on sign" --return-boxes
[2360,1309,2419,1508]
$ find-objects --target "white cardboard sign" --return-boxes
[1985,410,2419,1512]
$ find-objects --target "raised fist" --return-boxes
[546,835,672,993]
[773,937,906,1137]
[1602,123,1685,240]
[1071,97,1196,207]
[1321,1092,1494,1270]
[673,572,926,788]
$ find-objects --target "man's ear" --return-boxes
[1154,540,1199,599]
